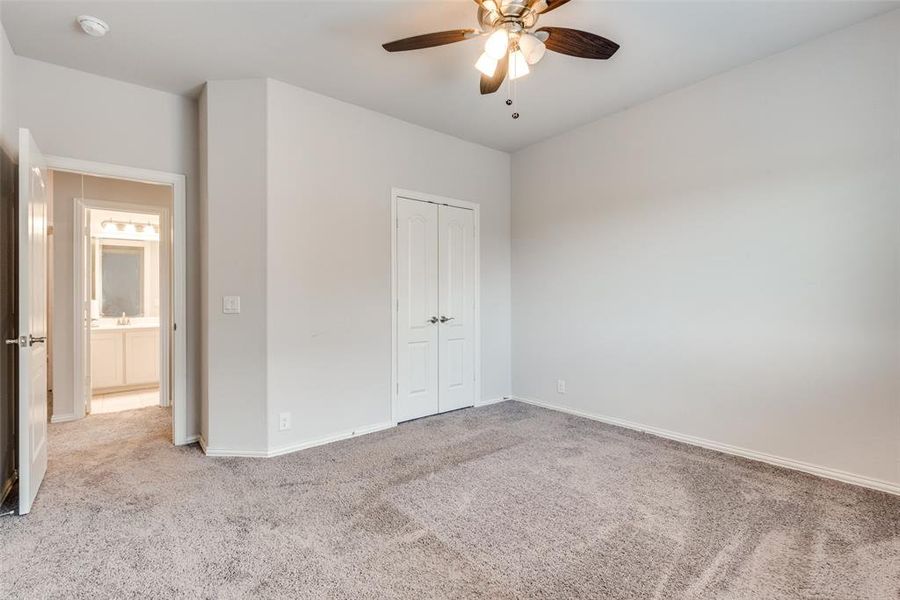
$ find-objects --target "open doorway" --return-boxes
[44,160,188,448]
[50,172,172,428]
[80,205,168,416]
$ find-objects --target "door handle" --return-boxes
[28,335,46,346]
[4,337,22,347]
[439,316,454,323]
[427,316,439,324]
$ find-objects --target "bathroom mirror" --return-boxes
[100,244,144,317]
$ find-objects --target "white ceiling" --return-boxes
[2,1,897,151]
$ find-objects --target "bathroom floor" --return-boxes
[90,388,159,414]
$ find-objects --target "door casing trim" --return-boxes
[46,155,189,446]
[74,197,171,419]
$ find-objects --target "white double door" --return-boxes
[396,198,475,422]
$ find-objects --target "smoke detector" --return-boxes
[77,15,109,37]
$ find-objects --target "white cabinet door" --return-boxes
[396,198,439,422]
[438,205,475,413]
[91,331,125,389]
[125,329,159,385]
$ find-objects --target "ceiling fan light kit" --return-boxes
[475,52,499,77]
[485,29,511,59]
[509,49,530,80]
[382,0,619,120]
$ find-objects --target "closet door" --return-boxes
[437,205,475,413]
[396,199,439,422]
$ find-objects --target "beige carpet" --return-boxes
[1,401,897,599]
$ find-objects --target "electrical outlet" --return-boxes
[279,412,291,431]
[557,379,567,394]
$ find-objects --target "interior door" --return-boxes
[395,198,439,422]
[17,128,49,515]
[437,205,475,412]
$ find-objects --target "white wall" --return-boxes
[511,10,900,487]
[265,79,511,453]
[200,80,268,452]
[0,21,16,157]
[17,57,201,438]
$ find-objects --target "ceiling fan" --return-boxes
[382,0,619,116]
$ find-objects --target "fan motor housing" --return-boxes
[478,3,539,33]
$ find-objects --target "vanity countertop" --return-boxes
[92,321,160,331]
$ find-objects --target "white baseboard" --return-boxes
[267,421,395,458]
[475,396,510,407]
[203,446,269,458]
[200,421,395,458]
[50,413,79,424]
[513,395,900,496]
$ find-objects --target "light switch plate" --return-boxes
[557,379,567,394]
[223,295,241,314]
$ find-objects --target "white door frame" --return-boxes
[390,188,481,424]
[74,198,170,416]
[46,155,189,446]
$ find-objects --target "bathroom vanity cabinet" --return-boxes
[91,326,159,392]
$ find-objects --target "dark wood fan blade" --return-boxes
[382,29,476,52]
[480,54,508,94]
[537,27,619,59]
[532,0,573,14]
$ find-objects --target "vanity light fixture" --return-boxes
[100,219,159,238]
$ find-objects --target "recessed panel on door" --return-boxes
[395,198,439,422]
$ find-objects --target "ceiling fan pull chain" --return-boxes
[511,75,520,120]
[506,61,513,107]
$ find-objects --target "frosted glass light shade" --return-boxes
[518,32,546,65]
[475,52,498,77]
[485,29,509,60]
[509,50,530,80]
